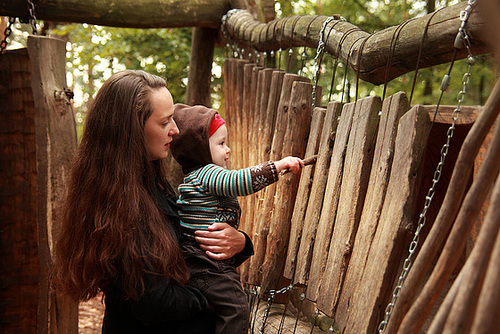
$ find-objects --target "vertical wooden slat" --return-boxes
[237,62,257,235]
[259,81,314,294]
[301,101,356,297]
[341,105,431,334]
[233,59,249,170]
[334,92,409,326]
[284,102,340,280]
[314,96,381,311]
[238,63,258,284]
[27,35,78,333]
[241,69,283,284]
[247,73,309,286]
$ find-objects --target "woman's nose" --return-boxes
[170,120,180,136]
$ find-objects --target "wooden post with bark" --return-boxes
[0,36,78,333]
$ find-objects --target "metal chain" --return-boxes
[312,16,336,108]
[27,0,38,35]
[259,284,294,333]
[377,1,476,332]
[221,9,241,58]
[0,17,16,55]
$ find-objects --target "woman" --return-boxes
[52,70,253,333]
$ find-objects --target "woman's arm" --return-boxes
[125,276,211,325]
[194,223,253,265]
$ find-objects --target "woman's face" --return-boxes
[144,87,179,160]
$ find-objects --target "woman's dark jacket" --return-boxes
[101,186,254,333]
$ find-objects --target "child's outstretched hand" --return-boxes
[275,156,304,174]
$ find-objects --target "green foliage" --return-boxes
[47,23,191,134]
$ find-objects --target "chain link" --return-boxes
[27,0,38,35]
[0,17,16,55]
[377,1,476,332]
[311,17,336,108]
[221,9,241,58]
[259,284,294,333]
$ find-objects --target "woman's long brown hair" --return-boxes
[52,70,189,302]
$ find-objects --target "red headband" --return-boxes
[208,114,226,137]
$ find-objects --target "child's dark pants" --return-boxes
[181,237,249,334]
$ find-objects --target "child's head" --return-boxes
[170,104,230,174]
[208,115,230,168]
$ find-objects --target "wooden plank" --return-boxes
[247,73,309,285]
[334,92,409,328]
[260,81,315,294]
[315,96,381,310]
[239,64,261,284]
[27,35,78,333]
[0,48,39,334]
[234,59,249,170]
[237,62,257,268]
[283,107,327,279]
[304,100,356,301]
[341,105,432,333]
[260,69,286,162]
[286,102,341,282]
[241,69,284,284]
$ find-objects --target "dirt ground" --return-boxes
[78,293,104,333]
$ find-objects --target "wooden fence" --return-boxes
[223,54,500,333]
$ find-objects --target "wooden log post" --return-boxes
[313,96,380,309]
[334,92,409,326]
[286,102,341,284]
[303,99,356,296]
[27,35,79,334]
[0,47,40,334]
[224,2,489,85]
[0,36,78,334]
[338,105,431,334]
[283,106,327,281]
[247,73,309,286]
[185,27,217,106]
[259,81,315,295]
[1,0,232,28]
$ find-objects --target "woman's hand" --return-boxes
[194,223,246,260]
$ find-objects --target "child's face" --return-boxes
[209,124,230,168]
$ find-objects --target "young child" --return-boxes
[170,104,303,334]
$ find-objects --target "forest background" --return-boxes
[2,0,497,136]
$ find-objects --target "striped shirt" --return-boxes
[177,162,278,231]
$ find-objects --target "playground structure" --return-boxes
[1,0,500,333]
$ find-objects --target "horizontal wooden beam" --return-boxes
[224,2,490,85]
[0,0,231,28]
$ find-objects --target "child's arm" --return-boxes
[274,156,304,174]
[198,157,304,197]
